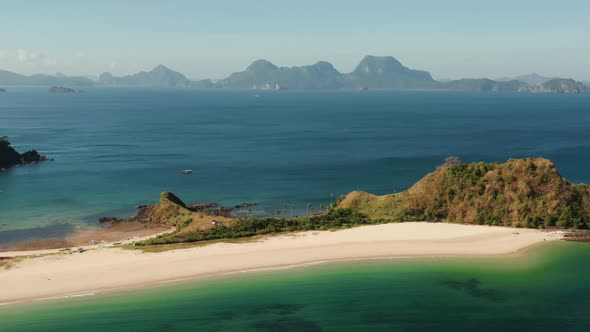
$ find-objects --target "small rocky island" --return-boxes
[519,79,589,94]
[0,88,6,92]
[0,136,49,170]
[49,86,76,93]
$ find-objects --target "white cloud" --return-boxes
[16,49,45,63]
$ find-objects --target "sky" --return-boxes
[1,0,589,80]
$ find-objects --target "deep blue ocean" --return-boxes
[2,88,590,246]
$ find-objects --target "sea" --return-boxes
[1,88,590,330]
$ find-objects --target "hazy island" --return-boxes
[48,86,76,93]
[2,55,588,93]
[0,87,6,92]
[0,136,48,170]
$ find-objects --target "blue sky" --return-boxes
[1,0,589,80]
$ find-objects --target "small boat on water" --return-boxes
[181,169,193,174]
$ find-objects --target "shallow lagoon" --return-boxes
[1,241,589,331]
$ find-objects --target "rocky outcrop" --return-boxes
[0,137,49,170]
[49,86,76,93]
[129,192,236,226]
[518,79,589,93]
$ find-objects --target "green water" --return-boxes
[1,242,589,331]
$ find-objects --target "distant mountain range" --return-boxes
[98,64,214,88]
[0,70,94,86]
[218,56,436,90]
[496,73,557,86]
[518,78,589,94]
[1,56,588,93]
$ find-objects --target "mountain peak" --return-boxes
[247,59,278,72]
[354,55,405,74]
[349,55,434,88]
[152,64,173,72]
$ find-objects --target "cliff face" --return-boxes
[130,192,235,237]
[131,192,193,226]
[337,158,590,229]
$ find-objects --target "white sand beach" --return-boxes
[0,222,563,305]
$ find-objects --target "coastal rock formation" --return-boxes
[49,86,76,93]
[337,158,590,229]
[131,192,193,226]
[518,79,589,93]
[0,137,48,169]
[130,192,234,229]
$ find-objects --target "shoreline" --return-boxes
[0,221,174,254]
[0,222,563,306]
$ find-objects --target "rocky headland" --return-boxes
[0,137,49,170]
[114,158,590,247]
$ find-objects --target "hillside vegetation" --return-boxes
[136,158,589,246]
[337,158,590,229]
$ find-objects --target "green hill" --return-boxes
[337,158,590,229]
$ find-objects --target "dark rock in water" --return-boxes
[49,86,76,93]
[0,88,6,92]
[98,217,122,224]
[234,203,257,209]
[0,137,49,169]
[20,150,47,164]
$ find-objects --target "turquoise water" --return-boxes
[1,242,589,331]
[2,88,590,246]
